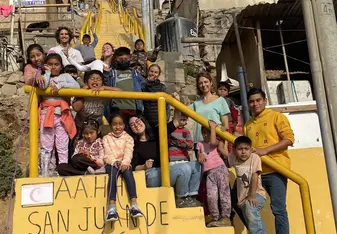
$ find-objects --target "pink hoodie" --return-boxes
[102,131,134,166]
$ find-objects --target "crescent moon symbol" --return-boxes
[29,188,41,203]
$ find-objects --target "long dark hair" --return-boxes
[26,44,45,65]
[127,114,154,142]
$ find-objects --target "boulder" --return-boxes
[0,71,12,77]
[17,86,26,96]
[0,76,8,86]
[1,84,17,96]
[7,73,21,84]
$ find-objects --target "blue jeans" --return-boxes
[145,161,201,197]
[262,173,289,234]
[240,194,266,234]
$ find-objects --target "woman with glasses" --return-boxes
[128,102,201,208]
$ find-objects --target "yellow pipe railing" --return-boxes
[79,2,102,44]
[24,86,315,234]
[79,11,92,44]
[108,0,151,68]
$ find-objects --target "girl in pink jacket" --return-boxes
[103,112,142,222]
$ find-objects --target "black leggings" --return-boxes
[105,164,137,201]
[58,154,100,176]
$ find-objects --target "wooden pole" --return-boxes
[18,0,27,64]
[233,12,248,88]
[256,21,272,104]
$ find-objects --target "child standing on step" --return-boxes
[197,120,231,227]
[229,136,267,234]
[37,53,80,177]
[103,112,143,222]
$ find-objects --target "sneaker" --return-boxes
[217,217,231,227]
[176,197,194,208]
[106,208,119,222]
[130,205,143,218]
[87,166,95,174]
[206,220,219,227]
[185,196,201,207]
[94,167,106,174]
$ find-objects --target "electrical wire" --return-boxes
[263,48,310,65]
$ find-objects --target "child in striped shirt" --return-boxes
[168,113,193,162]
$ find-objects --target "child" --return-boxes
[75,31,98,64]
[72,70,120,138]
[168,113,193,162]
[37,53,80,177]
[197,120,231,227]
[229,136,266,234]
[217,81,239,135]
[131,39,160,77]
[142,64,169,127]
[64,64,85,88]
[58,119,106,175]
[103,112,143,221]
[24,44,45,85]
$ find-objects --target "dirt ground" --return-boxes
[0,96,30,234]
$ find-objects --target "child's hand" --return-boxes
[103,66,111,71]
[198,153,207,164]
[50,84,59,95]
[43,64,51,72]
[120,164,130,172]
[91,86,104,95]
[144,159,154,169]
[83,85,89,89]
[114,161,121,168]
[80,149,90,157]
[36,75,45,86]
[208,120,218,129]
[247,195,258,207]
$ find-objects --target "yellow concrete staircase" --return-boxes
[94,1,134,58]
[12,172,234,234]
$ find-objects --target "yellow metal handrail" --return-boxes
[24,86,315,234]
[79,11,92,44]
[79,2,103,43]
[108,0,151,68]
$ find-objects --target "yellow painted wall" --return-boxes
[12,147,335,234]
[233,147,335,234]
[13,171,234,234]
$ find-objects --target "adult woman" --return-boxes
[49,26,84,66]
[191,72,230,216]
[129,110,201,208]
[101,42,116,69]
[192,72,230,152]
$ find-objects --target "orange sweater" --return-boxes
[39,99,77,139]
[244,108,294,174]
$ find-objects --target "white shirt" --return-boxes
[49,45,84,67]
[68,58,104,72]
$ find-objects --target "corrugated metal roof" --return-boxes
[224,0,337,44]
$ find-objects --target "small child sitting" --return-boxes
[64,64,85,88]
[197,120,231,227]
[168,113,193,162]
[58,119,105,175]
[229,136,267,234]
[103,112,143,221]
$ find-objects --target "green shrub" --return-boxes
[0,132,23,198]
[184,63,201,78]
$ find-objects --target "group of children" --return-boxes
[23,31,267,232]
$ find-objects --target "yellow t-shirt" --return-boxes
[244,109,295,174]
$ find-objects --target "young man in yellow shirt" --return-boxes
[244,88,294,234]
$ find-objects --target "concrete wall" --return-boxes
[216,28,261,87]
[199,0,277,10]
